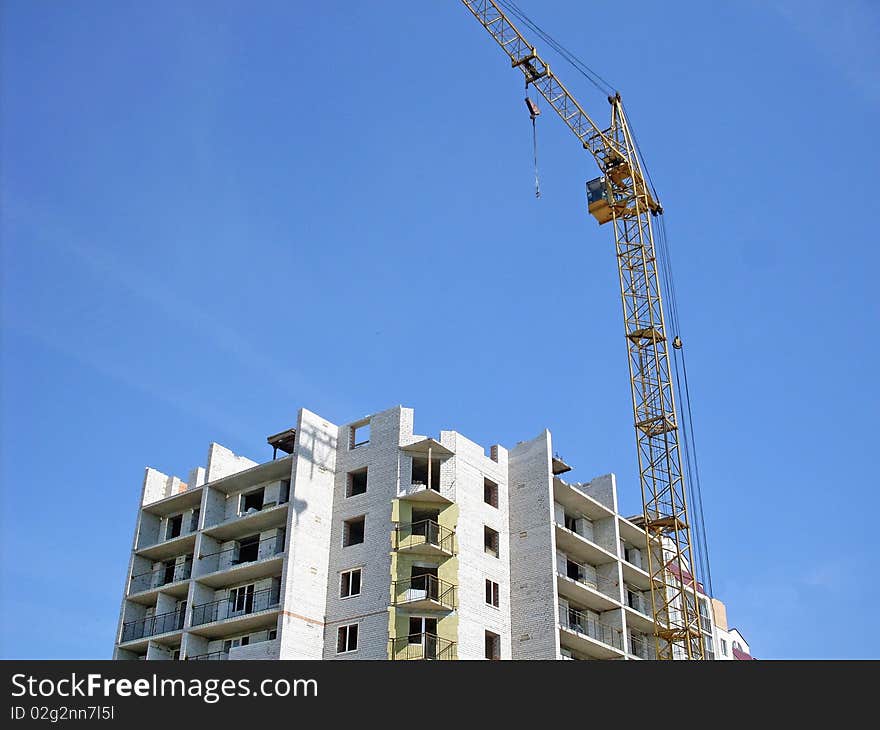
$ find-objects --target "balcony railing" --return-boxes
[187,651,229,661]
[191,587,280,627]
[129,557,193,594]
[391,575,457,610]
[198,535,285,574]
[559,604,623,650]
[629,635,656,659]
[556,521,615,553]
[121,608,186,643]
[389,633,457,660]
[559,558,617,597]
[391,520,455,555]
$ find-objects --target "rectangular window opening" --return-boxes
[336,624,359,654]
[230,584,255,615]
[346,468,368,497]
[485,631,501,660]
[484,478,499,508]
[411,456,441,491]
[240,488,265,515]
[166,514,183,540]
[485,579,500,607]
[340,568,362,598]
[343,516,366,547]
[408,616,437,643]
[162,560,176,585]
[235,535,260,564]
[484,526,500,558]
[350,422,370,449]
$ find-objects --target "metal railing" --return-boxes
[204,494,289,530]
[389,633,457,660]
[187,651,229,661]
[121,608,186,643]
[198,535,284,574]
[391,520,455,555]
[558,558,617,597]
[629,634,656,659]
[391,575,457,610]
[191,587,280,627]
[129,558,193,594]
[558,604,623,650]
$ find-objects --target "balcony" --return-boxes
[196,535,285,587]
[629,634,657,660]
[553,477,615,520]
[135,532,197,562]
[190,587,281,635]
[129,558,192,598]
[391,520,455,557]
[187,651,229,661]
[554,523,618,566]
[120,608,186,644]
[625,588,651,616]
[556,558,619,612]
[558,604,624,658]
[398,483,453,505]
[391,575,457,612]
[624,587,656,632]
[389,633,457,660]
[202,501,289,541]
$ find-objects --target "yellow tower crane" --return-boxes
[460,0,706,660]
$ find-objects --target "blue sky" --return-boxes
[1,0,878,659]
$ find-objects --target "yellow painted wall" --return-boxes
[387,497,460,659]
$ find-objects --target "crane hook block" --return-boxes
[672,336,683,350]
[525,97,541,119]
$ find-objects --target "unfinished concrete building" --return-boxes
[113,405,744,661]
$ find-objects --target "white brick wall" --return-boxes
[448,432,511,660]
[278,409,337,659]
[205,443,257,482]
[507,431,561,659]
[321,406,406,659]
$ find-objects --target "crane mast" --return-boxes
[460,0,705,660]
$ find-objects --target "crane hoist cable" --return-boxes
[657,212,714,598]
[498,0,614,96]
[525,90,541,198]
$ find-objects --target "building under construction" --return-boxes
[113,1,752,661]
[113,405,752,661]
